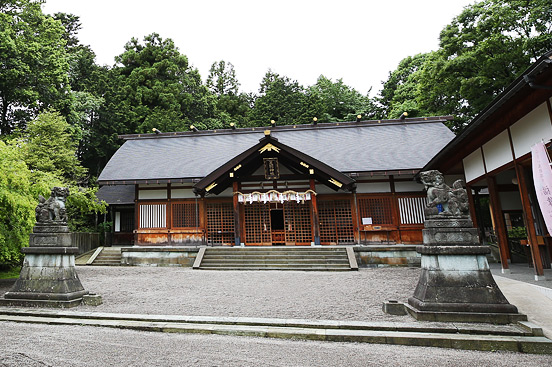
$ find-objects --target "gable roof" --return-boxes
[98,116,455,185]
[194,132,357,195]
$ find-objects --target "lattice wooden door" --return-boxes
[206,202,234,245]
[284,202,313,246]
[244,202,272,245]
[319,199,354,245]
[358,197,394,225]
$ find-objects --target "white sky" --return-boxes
[42,0,475,96]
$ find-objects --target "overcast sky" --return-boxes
[42,0,475,96]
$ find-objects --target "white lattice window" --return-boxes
[139,203,167,229]
[398,197,427,225]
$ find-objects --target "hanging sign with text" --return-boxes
[532,141,552,235]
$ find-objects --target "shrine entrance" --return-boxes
[243,201,313,246]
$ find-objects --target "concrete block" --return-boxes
[82,294,103,306]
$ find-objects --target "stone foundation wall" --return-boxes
[354,245,421,267]
[121,247,200,267]
[120,245,421,268]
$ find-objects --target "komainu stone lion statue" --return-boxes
[418,170,469,217]
[35,187,70,224]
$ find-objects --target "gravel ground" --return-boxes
[2,267,552,366]
[1,266,421,321]
[1,321,551,367]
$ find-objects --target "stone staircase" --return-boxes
[193,246,357,271]
[88,247,122,266]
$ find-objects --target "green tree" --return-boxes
[0,141,35,267]
[20,111,87,183]
[416,0,552,131]
[249,70,324,126]
[377,53,431,119]
[0,0,70,134]
[111,33,216,133]
[17,111,106,232]
[206,60,240,96]
[206,60,252,128]
[309,76,375,122]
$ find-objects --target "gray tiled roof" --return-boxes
[96,185,135,204]
[98,119,455,183]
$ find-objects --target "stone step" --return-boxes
[200,259,350,265]
[2,310,550,354]
[197,266,352,271]
[202,254,349,260]
[195,247,352,271]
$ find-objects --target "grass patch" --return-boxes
[0,267,21,279]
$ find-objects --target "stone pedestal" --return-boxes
[406,216,523,324]
[1,224,88,308]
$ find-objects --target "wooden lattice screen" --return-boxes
[284,202,312,245]
[319,199,354,244]
[139,203,166,229]
[206,202,234,245]
[244,203,272,245]
[172,201,199,228]
[398,196,427,224]
[357,197,394,225]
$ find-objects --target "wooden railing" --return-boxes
[72,232,100,254]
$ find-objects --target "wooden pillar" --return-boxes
[487,176,510,271]
[233,181,242,246]
[134,184,139,246]
[465,183,483,245]
[389,175,402,244]
[516,164,545,278]
[310,179,321,245]
[167,183,172,245]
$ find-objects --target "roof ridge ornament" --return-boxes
[259,143,280,154]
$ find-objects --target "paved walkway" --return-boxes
[490,262,552,338]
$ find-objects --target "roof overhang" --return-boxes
[193,132,356,196]
[422,50,552,174]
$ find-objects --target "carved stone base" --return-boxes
[2,246,88,308]
[407,245,519,322]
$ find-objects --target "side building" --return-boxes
[97,116,455,247]
[422,51,552,279]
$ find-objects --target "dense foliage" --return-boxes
[0,0,550,265]
[376,0,552,131]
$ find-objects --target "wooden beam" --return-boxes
[487,176,510,271]
[233,181,242,246]
[516,164,545,278]
[310,179,321,245]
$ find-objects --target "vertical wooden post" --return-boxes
[134,184,139,246]
[487,176,510,272]
[516,164,545,278]
[465,183,478,229]
[233,181,242,246]
[167,183,172,246]
[389,175,402,244]
[310,179,321,245]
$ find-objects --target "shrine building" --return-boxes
[97,116,455,247]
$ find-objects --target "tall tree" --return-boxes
[206,60,240,96]
[377,53,431,119]
[0,140,35,267]
[309,76,375,122]
[113,33,216,132]
[206,60,251,128]
[0,0,70,134]
[20,110,87,183]
[250,70,324,126]
[89,33,216,169]
[416,0,552,131]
